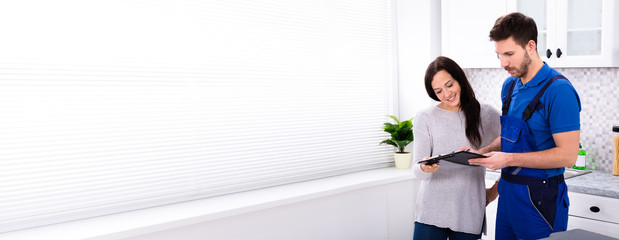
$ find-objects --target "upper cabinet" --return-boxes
[508,0,619,67]
[441,0,507,68]
[441,0,619,68]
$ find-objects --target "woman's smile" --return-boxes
[431,70,462,111]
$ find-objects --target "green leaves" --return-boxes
[379,115,414,153]
[380,139,398,148]
[388,115,400,124]
[383,122,399,134]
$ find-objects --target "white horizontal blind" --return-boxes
[0,0,395,232]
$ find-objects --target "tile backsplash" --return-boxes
[464,67,619,173]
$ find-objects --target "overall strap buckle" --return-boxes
[521,75,567,121]
[501,75,568,120]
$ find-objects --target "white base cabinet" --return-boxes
[567,191,619,237]
[567,216,619,237]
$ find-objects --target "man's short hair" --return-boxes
[489,12,538,48]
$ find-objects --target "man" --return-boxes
[468,12,581,240]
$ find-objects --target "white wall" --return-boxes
[123,179,419,240]
[396,0,440,124]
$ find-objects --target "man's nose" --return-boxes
[500,57,509,68]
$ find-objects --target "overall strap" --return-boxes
[506,75,568,176]
[521,75,567,121]
[501,80,517,116]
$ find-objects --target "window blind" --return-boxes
[0,0,396,232]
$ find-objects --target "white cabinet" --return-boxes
[441,0,507,68]
[507,0,619,67]
[567,191,619,237]
[441,0,619,68]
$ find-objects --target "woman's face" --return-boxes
[431,70,462,111]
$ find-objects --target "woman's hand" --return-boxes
[419,157,440,173]
[485,181,499,206]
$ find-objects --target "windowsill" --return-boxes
[0,168,416,240]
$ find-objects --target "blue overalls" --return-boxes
[496,75,570,240]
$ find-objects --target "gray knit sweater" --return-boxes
[412,103,500,234]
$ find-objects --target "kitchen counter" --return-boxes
[485,170,619,199]
[565,170,619,199]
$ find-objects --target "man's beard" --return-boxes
[506,52,532,79]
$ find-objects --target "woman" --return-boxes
[412,56,500,240]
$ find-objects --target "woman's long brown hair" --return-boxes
[424,56,482,148]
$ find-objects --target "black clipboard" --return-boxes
[418,150,487,166]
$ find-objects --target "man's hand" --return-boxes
[468,151,512,171]
[477,136,501,154]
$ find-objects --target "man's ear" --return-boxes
[527,40,537,55]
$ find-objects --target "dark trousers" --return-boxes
[413,222,482,240]
[496,175,569,240]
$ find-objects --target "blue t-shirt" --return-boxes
[501,63,581,176]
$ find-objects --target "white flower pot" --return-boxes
[394,152,412,169]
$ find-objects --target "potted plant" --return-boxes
[380,115,414,169]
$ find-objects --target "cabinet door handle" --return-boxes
[546,49,552,58]
[590,206,600,213]
[556,48,563,58]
